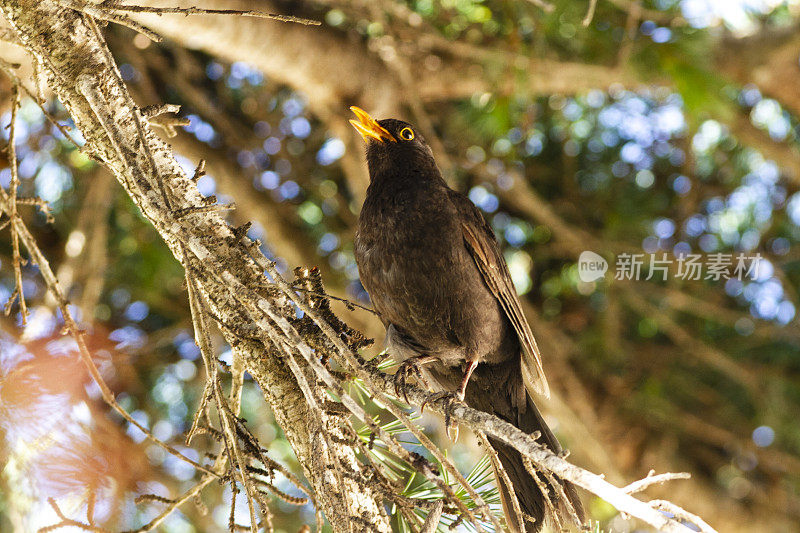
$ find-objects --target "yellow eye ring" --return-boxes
[399,127,414,141]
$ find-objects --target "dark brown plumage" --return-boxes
[350,107,584,532]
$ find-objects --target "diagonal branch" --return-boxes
[0,1,391,529]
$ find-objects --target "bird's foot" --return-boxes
[420,389,464,413]
[393,356,436,403]
[420,390,464,441]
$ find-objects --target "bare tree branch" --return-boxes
[0,1,391,529]
[622,470,691,495]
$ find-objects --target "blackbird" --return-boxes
[349,106,584,532]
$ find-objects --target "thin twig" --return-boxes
[15,196,55,223]
[582,0,599,26]
[650,500,717,533]
[419,500,443,533]
[96,3,320,25]
[290,286,378,315]
[128,475,216,533]
[522,455,563,530]
[186,271,260,533]
[39,498,109,533]
[142,103,190,137]
[381,398,501,530]
[192,159,206,182]
[623,470,691,495]
[0,58,84,150]
[6,85,27,324]
[62,0,164,41]
[83,15,175,213]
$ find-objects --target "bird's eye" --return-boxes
[399,127,414,141]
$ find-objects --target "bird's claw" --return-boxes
[420,391,464,440]
[393,359,426,403]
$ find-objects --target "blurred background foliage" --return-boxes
[1,0,800,531]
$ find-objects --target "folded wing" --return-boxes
[460,207,550,400]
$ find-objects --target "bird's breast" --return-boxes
[355,185,514,364]
[356,189,459,278]
[357,188,457,300]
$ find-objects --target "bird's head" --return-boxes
[349,106,437,182]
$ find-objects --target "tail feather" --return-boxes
[425,361,584,531]
[489,395,584,532]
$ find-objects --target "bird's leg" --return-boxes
[393,354,437,403]
[421,359,478,411]
[420,360,478,441]
[456,360,478,401]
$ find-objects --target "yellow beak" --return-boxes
[349,106,396,143]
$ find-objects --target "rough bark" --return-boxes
[0,1,391,530]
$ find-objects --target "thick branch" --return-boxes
[0,1,390,530]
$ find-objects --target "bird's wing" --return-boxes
[458,200,551,399]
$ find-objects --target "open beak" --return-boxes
[349,106,395,143]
